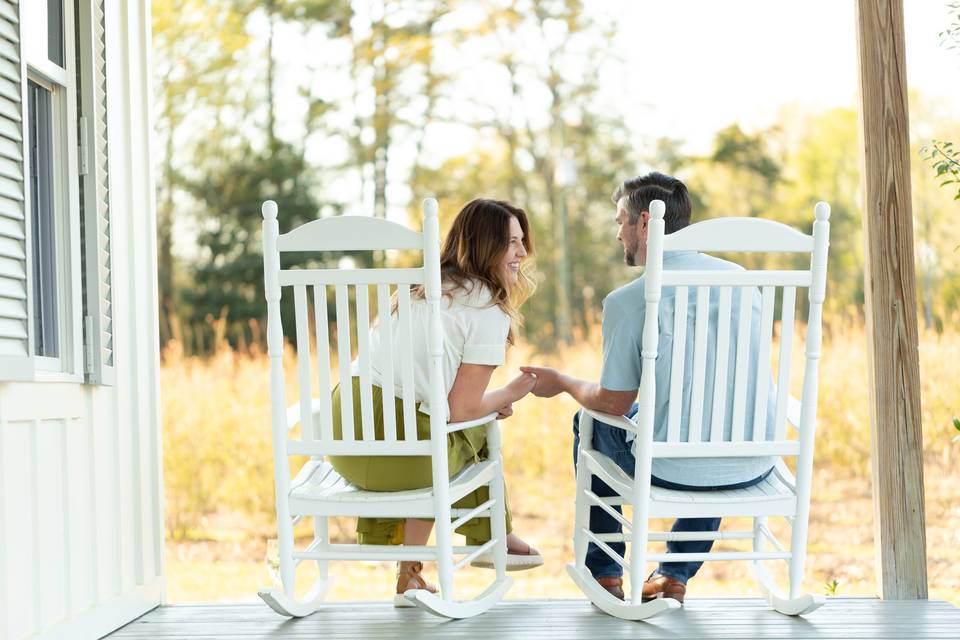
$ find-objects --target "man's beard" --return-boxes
[624,244,638,266]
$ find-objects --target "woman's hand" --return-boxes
[506,371,538,400]
[496,403,514,420]
[519,366,563,397]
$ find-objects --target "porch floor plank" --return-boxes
[104,598,960,639]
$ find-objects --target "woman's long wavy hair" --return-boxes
[417,198,536,345]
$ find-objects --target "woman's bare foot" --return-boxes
[506,532,540,557]
[467,532,544,571]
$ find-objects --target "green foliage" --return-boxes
[940,1,960,51]
[921,140,960,201]
[181,139,336,345]
[921,2,960,201]
[711,124,781,184]
[824,579,840,596]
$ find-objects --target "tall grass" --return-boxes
[161,320,960,602]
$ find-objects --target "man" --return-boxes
[522,172,776,603]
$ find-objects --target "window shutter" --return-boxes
[77,0,114,384]
[0,1,32,380]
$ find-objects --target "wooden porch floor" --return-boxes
[106,598,959,639]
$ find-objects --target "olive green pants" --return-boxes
[328,378,512,545]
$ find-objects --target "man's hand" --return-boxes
[520,366,565,398]
[496,403,514,420]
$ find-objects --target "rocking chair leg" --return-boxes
[259,574,332,618]
[315,516,330,581]
[567,563,679,621]
[750,560,824,616]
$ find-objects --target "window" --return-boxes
[27,80,60,359]
[19,0,82,378]
[48,0,65,67]
[1,0,111,383]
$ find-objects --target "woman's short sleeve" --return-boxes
[462,304,510,365]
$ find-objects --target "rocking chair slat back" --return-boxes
[355,285,376,441]
[396,284,418,442]
[687,285,711,443]
[774,286,797,441]
[334,284,354,442]
[709,285,733,442]
[655,280,803,446]
[376,284,398,442]
[312,285,334,441]
[666,285,688,443]
[730,287,755,442]
[752,286,776,442]
[294,285,315,440]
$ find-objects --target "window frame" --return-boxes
[20,0,84,382]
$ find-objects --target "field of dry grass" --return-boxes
[161,321,960,605]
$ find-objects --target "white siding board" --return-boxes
[36,420,68,630]
[92,387,121,602]
[2,421,38,638]
[66,416,97,616]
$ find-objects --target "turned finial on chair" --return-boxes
[650,199,666,220]
[262,200,278,221]
[814,201,831,222]
[422,197,439,219]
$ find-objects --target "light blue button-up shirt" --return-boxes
[600,250,776,487]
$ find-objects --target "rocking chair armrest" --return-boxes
[446,412,500,434]
[285,399,325,431]
[580,408,640,436]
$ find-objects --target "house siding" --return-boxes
[0,1,162,638]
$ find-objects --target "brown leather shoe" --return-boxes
[641,574,686,603]
[596,576,625,600]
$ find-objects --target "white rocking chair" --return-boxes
[569,199,831,620]
[258,198,511,619]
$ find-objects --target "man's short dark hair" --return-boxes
[611,172,692,233]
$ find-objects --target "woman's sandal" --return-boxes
[470,540,544,572]
[393,561,438,608]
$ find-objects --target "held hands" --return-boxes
[506,371,538,400]
[519,366,564,398]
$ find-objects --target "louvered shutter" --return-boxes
[77,0,114,384]
[0,0,31,380]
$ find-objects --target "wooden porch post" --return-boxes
[855,0,928,599]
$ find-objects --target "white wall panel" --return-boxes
[65,415,96,616]
[0,1,161,638]
[35,419,68,630]
[2,420,38,637]
[92,388,121,604]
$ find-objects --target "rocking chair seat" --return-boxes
[580,448,799,518]
[288,459,499,517]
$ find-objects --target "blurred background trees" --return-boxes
[154,0,960,353]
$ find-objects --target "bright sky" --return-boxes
[604,1,959,154]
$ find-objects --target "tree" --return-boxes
[920,1,960,201]
[451,0,636,344]
[153,0,255,345]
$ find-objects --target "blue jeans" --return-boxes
[572,405,772,584]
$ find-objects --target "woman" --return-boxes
[328,198,541,605]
